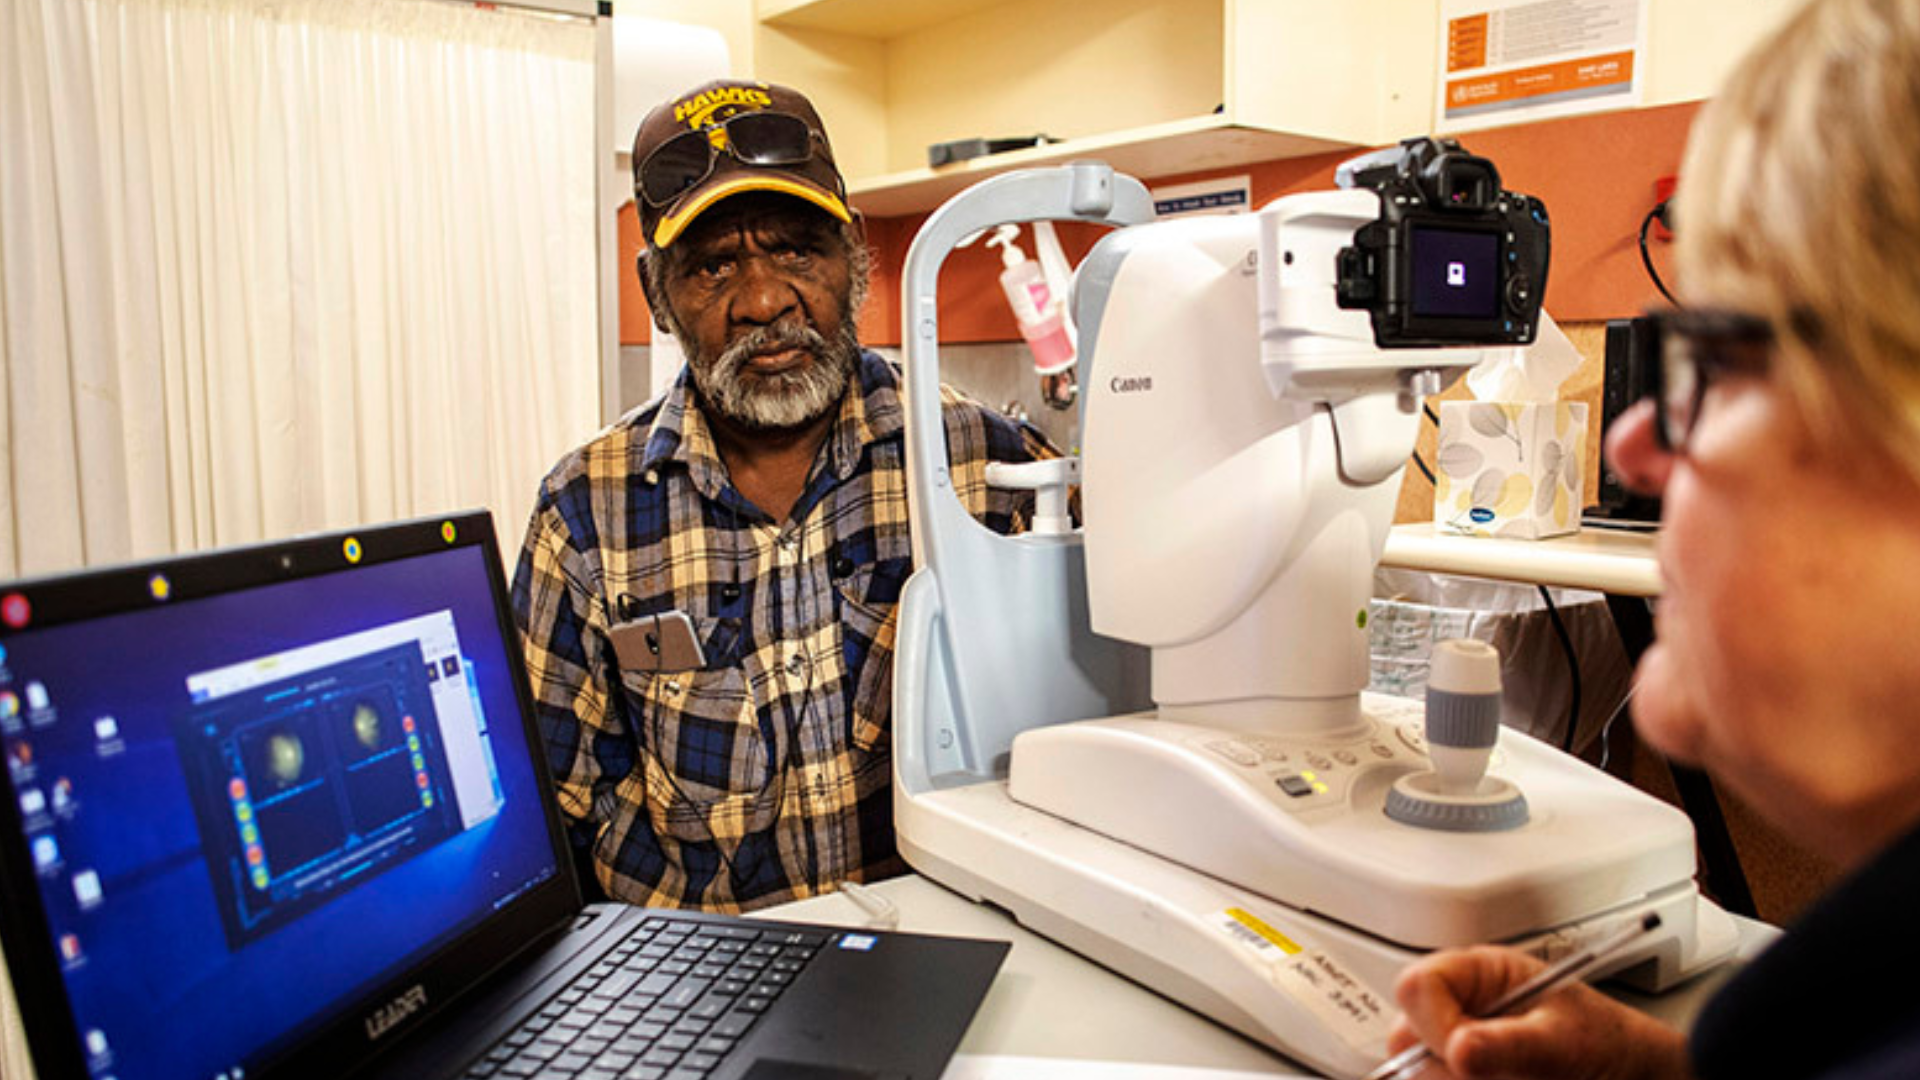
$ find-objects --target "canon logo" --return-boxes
[365,984,428,1041]
[1109,375,1154,394]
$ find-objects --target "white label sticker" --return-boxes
[1272,950,1394,1052]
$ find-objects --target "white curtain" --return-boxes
[0,0,602,581]
[0,2,599,1061]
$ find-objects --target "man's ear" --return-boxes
[636,248,675,336]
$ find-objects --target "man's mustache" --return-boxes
[715,322,830,378]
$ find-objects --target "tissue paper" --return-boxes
[1433,312,1589,539]
[1434,401,1587,538]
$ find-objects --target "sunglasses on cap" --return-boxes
[1642,307,1776,453]
[636,111,836,208]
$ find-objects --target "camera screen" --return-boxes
[1409,226,1499,319]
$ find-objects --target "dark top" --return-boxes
[1691,818,1920,1079]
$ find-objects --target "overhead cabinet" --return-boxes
[754,0,1437,217]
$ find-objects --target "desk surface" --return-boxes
[764,874,1772,1077]
[1382,523,1661,598]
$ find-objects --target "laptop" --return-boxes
[0,511,1007,1080]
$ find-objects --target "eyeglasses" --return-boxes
[636,111,833,208]
[1644,307,1775,453]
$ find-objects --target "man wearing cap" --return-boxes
[512,80,1051,911]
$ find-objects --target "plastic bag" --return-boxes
[1368,568,1632,755]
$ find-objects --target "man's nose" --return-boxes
[1603,398,1674,497]
[730,256,801,326]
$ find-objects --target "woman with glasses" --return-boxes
[1383,0,1920,1077]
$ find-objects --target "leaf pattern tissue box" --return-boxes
[1433,401,1588,539]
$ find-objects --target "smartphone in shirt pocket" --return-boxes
[608,609,707,673]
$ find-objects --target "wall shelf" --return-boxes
[845,114,1353,219]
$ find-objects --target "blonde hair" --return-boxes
[1677,0,1920,479]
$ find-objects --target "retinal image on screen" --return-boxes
[174,641,461,949]
[1409,226,1500,319]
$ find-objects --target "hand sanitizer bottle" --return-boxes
[985,225,1075,375]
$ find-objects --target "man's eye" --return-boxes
[696,257,735,279]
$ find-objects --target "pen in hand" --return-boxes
[1363,912,1665,1080]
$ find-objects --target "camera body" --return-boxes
[1334,137,1550,348]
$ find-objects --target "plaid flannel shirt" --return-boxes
[512,351,1046,911]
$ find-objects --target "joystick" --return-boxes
[1386,639,1529,831]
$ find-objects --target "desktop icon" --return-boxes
[58,932,82,964]
[25,681,49,711]
[0,692,17,721]
[73,868,104,908]
[94,716,119,741]
[19,787,45,817]
[32,835,59,871]
[0,593,28,629]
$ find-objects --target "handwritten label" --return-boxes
[1273,950,1393,1051]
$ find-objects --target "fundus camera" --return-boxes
[1334,137,1550,348]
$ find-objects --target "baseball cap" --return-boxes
[631,79,851,248]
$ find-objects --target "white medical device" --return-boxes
[891,161,1737,1078]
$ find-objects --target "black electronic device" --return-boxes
[926,133,1058,168]
[1333,136,1551,348]
[1587,315,1665,524]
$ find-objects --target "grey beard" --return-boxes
[687,320,860,431]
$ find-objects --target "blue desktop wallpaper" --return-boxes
[0,545,560,1079]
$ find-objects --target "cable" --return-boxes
[1595,686,1635,774]
[1537,585,1583,755]
[1408,401,1441,483]
[1638,199,1677,305]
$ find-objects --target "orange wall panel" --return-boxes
[617,101,1700,348]
[856,101,1700,345]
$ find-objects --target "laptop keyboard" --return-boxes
[461,914,830,1080]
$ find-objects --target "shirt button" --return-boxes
[786,652,809,676]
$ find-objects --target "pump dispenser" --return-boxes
[985,225,1075,375]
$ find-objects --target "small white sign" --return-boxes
[1150,176,1253,219]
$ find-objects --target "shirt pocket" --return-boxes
[615,642,780,845]
[835,556,910,755]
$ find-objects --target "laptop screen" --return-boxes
[0,514,568,1080]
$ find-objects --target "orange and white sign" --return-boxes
[1438,0,1646,133]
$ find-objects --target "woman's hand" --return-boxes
[1385,946,1693,1080]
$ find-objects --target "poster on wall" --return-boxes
[1437,0,1648,133]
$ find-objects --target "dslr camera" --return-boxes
[1334,136,1550,347]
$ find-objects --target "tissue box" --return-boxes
[1433,401,1587,539]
